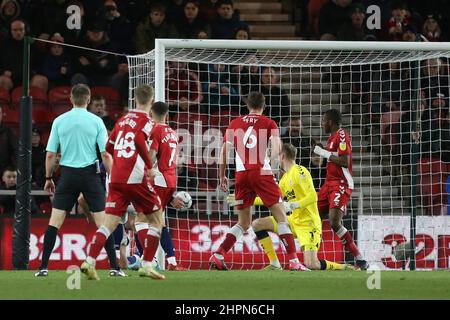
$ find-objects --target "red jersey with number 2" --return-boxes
[150,123,178,188]
[325,128,354,189]
[225,114,279,172]
[107,110,154,184]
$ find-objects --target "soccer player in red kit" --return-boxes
[133,101,186,271]
[313,109,369,270]
[209,92,308,271]
[81,85,165,280]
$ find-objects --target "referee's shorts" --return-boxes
[53,164,105,212]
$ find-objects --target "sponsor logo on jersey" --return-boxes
[106,202,116,208]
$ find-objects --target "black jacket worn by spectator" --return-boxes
[211,12,248,39]
[318,1,352,37]
[0,36,40,85]
[0,123,17,173]
[73,33,119,78]
[0,184,40,214]
[176,15,211,39]
[32,144,46,188]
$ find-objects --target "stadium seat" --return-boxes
[39,202,52,214]
[91,86,121,108]
[40,129,51,146]
[33,109,56,127]
[48,86,71,113]
[12,86,48,110]
[108,107,123,120]
[418,157,448,215]
[2,108,20,127]
[0,87,10,107]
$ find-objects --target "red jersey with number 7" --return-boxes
[224,114,279,172]
[107,110,154,184]
[150,123,178,188]
[325,128,354,189]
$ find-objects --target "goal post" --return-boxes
[127,39,450,271]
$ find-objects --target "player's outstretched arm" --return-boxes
[313,145,349,168]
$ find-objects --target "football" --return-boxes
[175,191,192,211]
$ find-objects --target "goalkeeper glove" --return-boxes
[313,145,331,160]
[283,201,301,214]
[227,194,236,207]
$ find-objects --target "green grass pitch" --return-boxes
[0,270,449,300]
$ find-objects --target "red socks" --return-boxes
[87,226,110,260]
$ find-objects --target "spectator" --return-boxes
[201,64,239,113]
[196,28,209,39]
[0,166,40,214]
[422,14,444,42]
[164,0,185,24]
[0,19,48,91]
[87,94,116,131]
[211,0,248,39]
[337,3,377,41]
[251,67,290,126]
[402,24,421,42]
[421,58,449,110]
[166,61,202,113]
[0,0,20,41]
[281,116,314,168]
[0,105,17,173]
[318,0,353,40]
[234,25,250,40]
[100,0,135,54]
[176,0,211,39]
[310,149,327,190]
[71,21,119,86]
[31,128,45,188]
[200,0,219,24]
[230,54,260,106]
[384,2,412,41]
[40,33,72,87]
[420,58,450,162]
[134,2,179,53]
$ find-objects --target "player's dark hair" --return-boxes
[71,84,91,106]
[150,2,167,14]
[2,166,17,176]
[247,91,265,110]
[152,101,169,116]
[281,143,297,160]
[324,109,342,125]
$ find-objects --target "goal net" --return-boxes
[127,40,450,271]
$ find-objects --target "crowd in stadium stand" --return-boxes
[1,0,450,215]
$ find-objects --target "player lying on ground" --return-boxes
[313,109,368,270]
[81,85,165,280]
[209,91,308,271]
[134,101,186,270]
[229,143,353,270]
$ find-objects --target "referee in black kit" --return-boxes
[35,84,117,276]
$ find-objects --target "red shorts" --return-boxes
[106,183,161,216]
[154,185,176,210]
[234,170,282,209]
[317,181,352,215]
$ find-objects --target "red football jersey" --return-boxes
[107,110,154,184]
[225,114,279,172]
[150,123,178,188]
[325,128,354,189]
